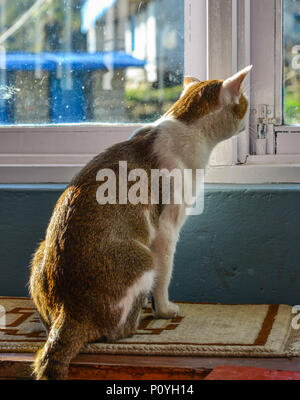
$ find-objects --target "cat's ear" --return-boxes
[184,76,200,88]
[221,65,252,103]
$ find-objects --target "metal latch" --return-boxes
[256,105,275,155]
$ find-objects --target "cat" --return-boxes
[29,65,252,380]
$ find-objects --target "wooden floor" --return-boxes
[1,352,300,380]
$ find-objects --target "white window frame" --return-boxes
[207,0,252,167]
[206,0,300,183]
[247,0,300,158]
[1,0,300,184]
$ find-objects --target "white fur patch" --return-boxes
[118,270,156,328]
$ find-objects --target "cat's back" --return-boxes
[45,126,161,256]
[74,125,159,185]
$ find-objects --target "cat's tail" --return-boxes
[33,310,88,380]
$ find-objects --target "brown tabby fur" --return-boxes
[166,80,223,122]
[30,130,164,379]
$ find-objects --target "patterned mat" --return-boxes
[1,297,300,357]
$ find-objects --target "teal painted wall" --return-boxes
[0,184,299,305]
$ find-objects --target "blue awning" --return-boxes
[0,51,145,71]
[81,0,117,33]
[0,53,55,71]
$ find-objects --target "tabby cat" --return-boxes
[29,66,252,379]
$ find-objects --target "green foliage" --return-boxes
[285,93,300,125]
[126,85,183,102]
[125,84,183,122]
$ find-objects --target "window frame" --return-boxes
[274,0,300,155]
[0,123,138,183]
[246,0,300,161]
[206,0,300,183]
[208,0,252,167]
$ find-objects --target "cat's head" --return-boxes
[166,66,252,143]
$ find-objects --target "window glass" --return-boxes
[0,0,184,125]
[283,0,300,125]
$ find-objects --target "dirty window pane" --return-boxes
[0,0,184,125]
[283,0,300,125]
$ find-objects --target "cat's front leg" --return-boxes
[152,287,180,319]
[151,206,183,319]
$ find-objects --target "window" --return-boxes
[245,0,300,164]
[0,0,184,125]
[205,0,300,184]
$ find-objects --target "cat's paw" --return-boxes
[154,302,180,319]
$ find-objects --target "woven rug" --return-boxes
[1,297,300,357]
